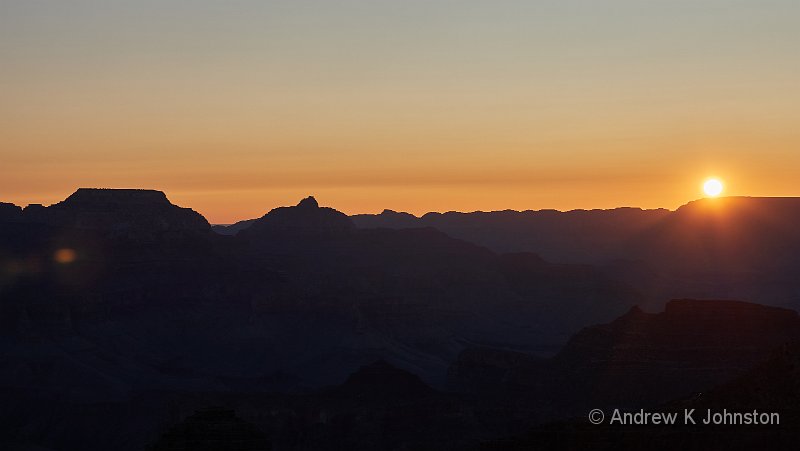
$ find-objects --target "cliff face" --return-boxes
[557,299,800,365]
[449,299,800,416]
[487,340,800,451]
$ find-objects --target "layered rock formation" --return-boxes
[450,299,800,416]
[486,341,800,451]
[5,190,800,450]
[0,189,641,396]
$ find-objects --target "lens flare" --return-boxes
[54,248,77,264]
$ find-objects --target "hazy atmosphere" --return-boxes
[3,0,799,222]
[4,3,800,450]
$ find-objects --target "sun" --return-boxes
[703,178,724,197]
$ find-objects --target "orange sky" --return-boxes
[2,1,800,223]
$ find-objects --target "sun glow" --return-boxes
[703,178,724,197]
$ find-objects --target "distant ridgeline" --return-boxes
[215,195,800,272]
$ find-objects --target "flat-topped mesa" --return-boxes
[22,188,210,234]
[59,188,171,207]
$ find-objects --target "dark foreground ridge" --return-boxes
[487,343,800,451]
[449,299,800,418]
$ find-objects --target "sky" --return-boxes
[2,0,799,223]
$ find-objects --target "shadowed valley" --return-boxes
[2,189,800,450]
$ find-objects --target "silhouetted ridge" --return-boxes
[0,202,22,222]
[212,219,256,235]
[664,298,799,322]
[492,343,800,451]
[296,195,319,209]
[692,342,800,411]
[450,298,800,416]
[241,196,354,237]
[61,188,171,206]
[627,195,800,273]
[352,205,672,263]
[148,407,271,451]
[10,188,210,235]
[210,197,327,236]
[337,360,434,399]
[675,195,800,214]
[558,299,800,366]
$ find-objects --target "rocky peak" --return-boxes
[296,196,319,209]
[243,196,354,238]
[350,209,419,229]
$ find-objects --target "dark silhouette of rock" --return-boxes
[447,347,540,394]
[214,196,800,307]
[336,360,434,400]
[296,196,319,209]
[37,188,210,234]
[1,189,210,243]
[351,197,800,269]
[227,196,800,275]
[212,198,333,237]
[486,343,800,451]
[0,202,23,222]
[352,206,672,263]
[352,197,800,312]
[450,299,800,418]
[212,219,256,235]
[240,196,354,238]
[148,407,270,451]
[6,191,800,451]
[628,196,800,273]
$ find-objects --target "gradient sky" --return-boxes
[2,1,799,223]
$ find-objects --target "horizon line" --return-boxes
[5,188,797,226]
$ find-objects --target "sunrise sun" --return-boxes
[703,178,724,197]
